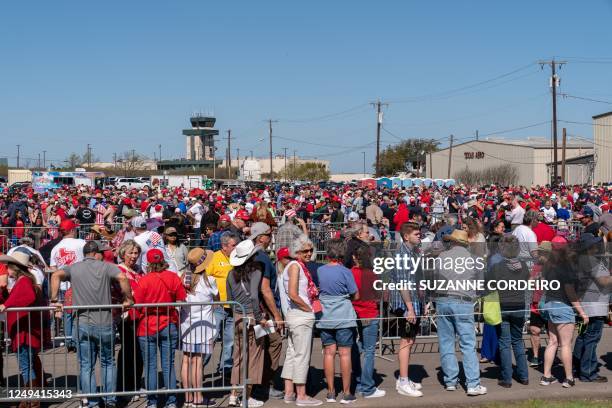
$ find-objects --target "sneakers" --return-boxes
[562,378,576,388]
[580,375,608,383]
[339,394,356,404]
[498,381,512,388]
[284,393,297,404]
[228,396,239,407]
[325,392,336,403]
[363,388,386,399]
[466,385,487,396]
[539,376,558,386]
[296,397,323,407]
[408,380,422,391]
[268,388,285,400]
[396,381,423,397]
[445,384,457,391]
[529,357,541,367]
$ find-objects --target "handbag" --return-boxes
[296,260,322,317]
[482,291,502,326]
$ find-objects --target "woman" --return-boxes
[164,226,189,278]
[280,237,322,406]
[251,201,277,227]
[181,248,217,408]
[11,209,26,245]
[431,192,445,225]
[133,248,187,408]
[350,245,384,398]
[465,217,487,258]
[226,240,266,408]
[489,235,529,387]
[0,252,43,408]
[316,238,359,404]
[46,207,61,240]
[539,238,588,388]
[115,240,144,401]
[343,221,372,269]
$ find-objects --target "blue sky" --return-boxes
[2,1,612,172]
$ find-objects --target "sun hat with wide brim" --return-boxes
[443,229,470,246]
[0,252,31,272]
[229,240,259,267]
[187,248,214,273]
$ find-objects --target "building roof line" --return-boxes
[432,139,593,153]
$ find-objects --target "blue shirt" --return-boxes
[389,242,422,315]
[207,229,229,251]
[255,250,280,308]
[317,264,358,297]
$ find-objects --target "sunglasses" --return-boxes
[298,248,314,254]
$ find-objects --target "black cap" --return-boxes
[83,240,112,255]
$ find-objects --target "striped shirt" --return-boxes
[388,242,422,316]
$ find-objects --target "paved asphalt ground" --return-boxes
[4,328,611,407]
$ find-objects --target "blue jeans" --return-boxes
[64,312,76,348]
[139,324,179,407]
[497,310,529,383]
[351,320,379,396]
[436,300,480,389]
[77,323,116,407]
[193,227,202,247]
[17,345,37,384]
[205,307,234,371]
[573,317,604,381]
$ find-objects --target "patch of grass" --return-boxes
[483,399,612,408]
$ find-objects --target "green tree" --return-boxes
[282,162,330,181]
[65,153,83,169]
[377,138,439,177]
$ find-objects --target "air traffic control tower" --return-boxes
[183,115,219,161]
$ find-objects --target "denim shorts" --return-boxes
[542,301,575,324]
[320,327,356,347]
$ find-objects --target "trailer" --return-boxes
[151,174,205,189]
[8,169,33,186]
[32,171,105,192]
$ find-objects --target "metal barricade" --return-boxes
[0,301,249,406]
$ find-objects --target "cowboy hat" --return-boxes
[0,251,31,272]
[91,224,116,240]
[443,229,469,246]
[229,240,259,267]
[187,248,214,274]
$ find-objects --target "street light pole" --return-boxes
[362,152,366,178]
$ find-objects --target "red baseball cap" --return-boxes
[220,214,231,222]
[236,210,250,221]
[146,248,164,264]
[59,219,78,232]
[276,247,290,261]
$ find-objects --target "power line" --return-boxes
[559,119,612,127]
[559,93,612,105]
[478,120,552,138]
[277,103,370,123]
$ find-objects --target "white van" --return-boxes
[115,177,149,189]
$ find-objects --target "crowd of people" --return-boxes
[0,181,610,408]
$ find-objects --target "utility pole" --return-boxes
[447,134,454,179]
[475,130,479,141]
[43,150,46,169]
[283,147,288,181]
[293,150,297,181]
[87,144,91,168]
[267,119,277,181]
[539,59,566,185]
[362,152,366,178]
[158,144,162,162]
[236,148,240,179]
[113,153,117,169]
[38,153,41,169]
[16,145,20,168]
[226,129,232,179]
[370,99,388,177]
[561,127,567,184]
[429,151,433,178]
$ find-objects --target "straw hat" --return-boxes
[443,229,469,246]
[187,248,214,274]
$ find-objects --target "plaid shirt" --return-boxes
[388,242,422,316]
[207,229,228,251]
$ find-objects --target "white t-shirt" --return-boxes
[180,276,218,345]
[134,231,178,272]
[512,225,537,261]
[541,207,557,223]
[188,203,204,228]
[281,260,311,316]
[50,237,86,291]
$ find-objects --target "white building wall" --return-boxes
[594,114,612,184]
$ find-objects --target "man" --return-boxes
[76,198,95,226]
[388,222,424,397]
[207,214,232,251]
[132,216,177,272]
[50,219,87,351]
[50,241,134,408]
[276,211,308,250]
[540,200,557,224]
[576,206,601,236]
[505,196,525,230]
[365,199,383,227]
[434,229,487,396]
[512,211,539,262]
[187,197,205,247]
[573,233,612,383]
[249,222,285,400]
[205,232,239,375]
[531,213,555,243]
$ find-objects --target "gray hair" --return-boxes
[524,210,538,226]
[220,231,240,246]
[325,238,346,260]
[117,239,141,260]
[289,234,314,258]
[346,221,367,239]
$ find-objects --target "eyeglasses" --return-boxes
[298,248,314,254]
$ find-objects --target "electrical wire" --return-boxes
[277,103,371,123]
[559,93,612,105]
[477,121,552,138]
[559,119,612,127]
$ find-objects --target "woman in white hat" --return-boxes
[226,240,266,408]
[0,252,44,408]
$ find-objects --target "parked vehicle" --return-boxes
[115,177,149,189]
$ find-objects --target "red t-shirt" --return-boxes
[350,266,378,319]
[532,222,555,243]
[133,270,186,336]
